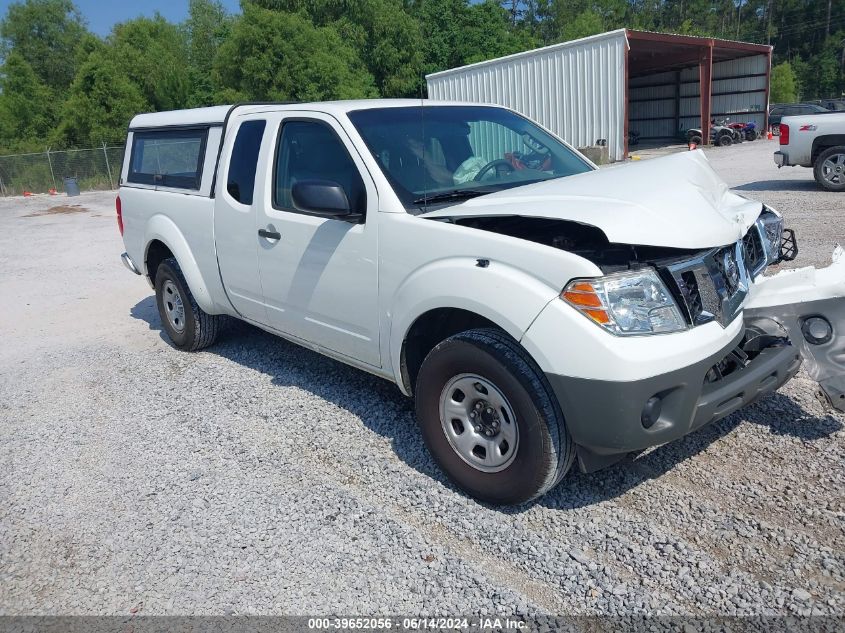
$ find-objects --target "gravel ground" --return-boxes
[1,139,844,618]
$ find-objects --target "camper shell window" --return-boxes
[128,128,208,189]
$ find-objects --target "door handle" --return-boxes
[258,228,281,240]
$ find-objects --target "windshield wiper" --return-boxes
[413,189,489,205]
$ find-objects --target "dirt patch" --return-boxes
[23,204,90,217]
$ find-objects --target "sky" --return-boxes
[0,0,243,36]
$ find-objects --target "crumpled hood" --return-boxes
[421,150,763,249]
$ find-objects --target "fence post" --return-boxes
[103,141,115,190]
[46,147,57,191]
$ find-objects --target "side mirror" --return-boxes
[292,180,356,219]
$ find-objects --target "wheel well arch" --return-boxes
[145,239,174,285]
[400,307,502,395]
[812,135,845,162]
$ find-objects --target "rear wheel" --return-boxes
[813,146,845,192]
[154,257,224,351]
[414,328,575,505]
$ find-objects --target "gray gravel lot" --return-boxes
[1,139,843,617]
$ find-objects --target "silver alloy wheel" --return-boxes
[821,152,845,185]
[439,373,519,473]
[162,279,186,333]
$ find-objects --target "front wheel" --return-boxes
[154,257,224,351]
[813,146,845,192]
[718,134,733,147]
[414,328,575,505]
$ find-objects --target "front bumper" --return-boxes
[774,151,787,167]
[546,323,801,472]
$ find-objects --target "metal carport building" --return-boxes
[425,29,772,162]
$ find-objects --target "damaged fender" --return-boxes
[745,246,845,412]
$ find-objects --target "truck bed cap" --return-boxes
[129,105,234,130]
[128,100,490,131]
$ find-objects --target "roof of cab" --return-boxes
[127,99,490,130]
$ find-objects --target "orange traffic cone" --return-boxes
[23,190,32,197]
[689,142,697,150]
[767,129,773,140]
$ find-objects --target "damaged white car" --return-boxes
[117,101,845,505]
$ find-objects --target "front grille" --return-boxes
[664,240,749,328]
[742,227,766,277]
[713,245,741,294]
[681,271,702,318]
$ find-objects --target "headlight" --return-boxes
[562,269,687,336]
[757,207,784,264]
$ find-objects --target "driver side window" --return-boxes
[273,120,367,216]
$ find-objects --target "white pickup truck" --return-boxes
[774,111,845,191]
[118,100,845,504]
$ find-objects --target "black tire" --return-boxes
[154,257,223,351]
[689,135,703,146]
[718,134,732,147]
[813,145,845,192]
[414,328,575,505]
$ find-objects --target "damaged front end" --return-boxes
[746,245,845,412]
[432,193,843,414]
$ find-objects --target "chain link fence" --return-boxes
[0,145,124,196]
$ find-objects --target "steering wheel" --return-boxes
[473,159,516,181]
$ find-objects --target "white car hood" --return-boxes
[422,150,762,250]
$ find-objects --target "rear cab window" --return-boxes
[226,120,266,205]
[128,128,208,190]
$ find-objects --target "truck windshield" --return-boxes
[348,106,593,212]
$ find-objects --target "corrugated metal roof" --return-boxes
[628,29,773,51]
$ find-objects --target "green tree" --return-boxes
[0,51,55,150]
[55,49,147,147]
[410,0,469,73]
[559,9,604,41]
[770,61,799,103]
[412,0,536,76]
[213,4,377,101]
[462,0,537,64]
[245,0,424,97]
[806,35,845,100]
[324,0,424,97]
[0,0,87,90]
[110,16,191,111]
[185,0,232,106]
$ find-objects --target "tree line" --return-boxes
[0,0,843,154]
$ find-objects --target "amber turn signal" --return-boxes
[561,281,611,326]
[561,289,603,308]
